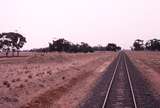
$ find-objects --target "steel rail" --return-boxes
[101,53,121,108]
[124,54,138,108]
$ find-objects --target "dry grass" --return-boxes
[126,51,160,100]
[0,52,117,108]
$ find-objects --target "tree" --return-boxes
[0,33,12,56]
[49,38,71,52]
[133,39,144,51]
[116,46,121,51]
[79,42,94,53]
[145,39,160,51]
[106,43,116,51]
[93,45,106,51]
[0,32,26,56]
[0,34,3,50]
[16,35,27,56]
[48,38,94,53]
[105,43,121,51]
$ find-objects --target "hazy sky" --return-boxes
[0,0,160,49]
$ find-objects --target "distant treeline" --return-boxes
[30,38,121,53]
[131,38,160,51]
[1,31,160,58]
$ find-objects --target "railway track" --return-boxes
[81,51,160,108]
[102,52,137,108]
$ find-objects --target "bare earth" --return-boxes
[0,52,116,108]
[126,51,160,100]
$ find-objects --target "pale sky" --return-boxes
[0,0,160,49]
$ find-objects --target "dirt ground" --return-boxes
[0,52,117,108]
[126,51,160,100]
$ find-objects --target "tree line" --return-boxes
[0,32,26,56]
[30,38,122,53]
[1,32,160,58]
[0,32,121,57]
[48,38,122,52]
[132,38,160,51]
